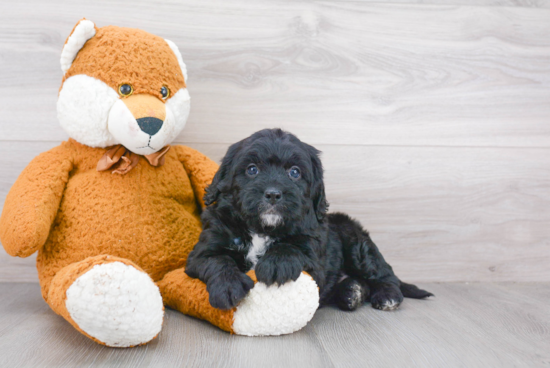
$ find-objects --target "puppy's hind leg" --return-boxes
[368,280,404,311]
[329,212,432,312]
[369,278,433,311]
[332,276,370,311]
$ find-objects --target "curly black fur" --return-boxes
[185,129,433,311]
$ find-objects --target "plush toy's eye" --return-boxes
[246,164,259,177]
[160,86,170,100]
[288,166,301,180]
[119,84,133,96]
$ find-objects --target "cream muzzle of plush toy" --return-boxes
[57,74,190,157]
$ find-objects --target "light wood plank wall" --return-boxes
[1,0,549,282]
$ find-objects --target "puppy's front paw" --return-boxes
[255,251,303,286]
[207,272,254,310]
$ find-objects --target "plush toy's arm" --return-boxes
[158,268,320,336]
[173,145,219,209]
[0,145,73,257]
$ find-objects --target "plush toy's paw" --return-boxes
[232,272,319,336]
[65,261,164,347]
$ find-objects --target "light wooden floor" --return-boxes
[0,282,548,367]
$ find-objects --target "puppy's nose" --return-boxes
[264,189,283,204]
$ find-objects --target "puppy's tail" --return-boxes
[399,281,434,299]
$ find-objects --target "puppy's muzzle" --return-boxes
[261,188,284,227]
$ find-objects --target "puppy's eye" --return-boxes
[246,164,259,177]
[288,166,301,180]
[119,84,133,96]
[160,86,170,100]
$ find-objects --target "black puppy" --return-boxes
[185,129,432,311]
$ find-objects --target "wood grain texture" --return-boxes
[1,1,550,147]
[0,0,549,283]
[323,0,550,7]
[0,282,548,367]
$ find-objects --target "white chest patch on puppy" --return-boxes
[247,233,273,268]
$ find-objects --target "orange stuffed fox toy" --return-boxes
[0,19,318,347]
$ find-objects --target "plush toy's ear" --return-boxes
[60,19,97,75]
[164,39,188,84]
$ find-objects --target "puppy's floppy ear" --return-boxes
[204,140,243,206]
[306,143,329,221]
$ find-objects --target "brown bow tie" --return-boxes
[97,145,171,174]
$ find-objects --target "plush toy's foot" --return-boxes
[158,269,319,336]
[231,272,319,336]
[48,255,164,347]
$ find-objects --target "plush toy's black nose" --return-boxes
[136,117,163,136]
[264,189,283,204]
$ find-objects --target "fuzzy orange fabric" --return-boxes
[158,268,237,333]
[62,24,185,100]
[158,270,316,335]
[123,94,166,120]
[158,270,259,334]
[1,20,272,344]
[0,139,218,302]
